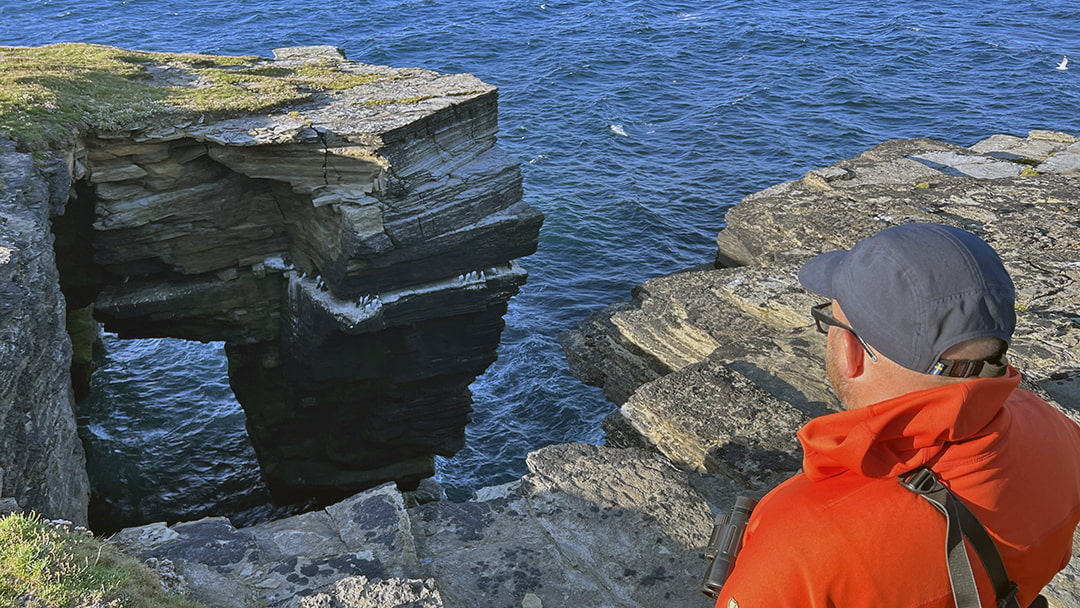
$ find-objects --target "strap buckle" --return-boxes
[899,467,941,494]
[997,582,1020,608]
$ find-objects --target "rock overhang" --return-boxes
[0,43,543,514]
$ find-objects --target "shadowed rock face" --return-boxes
[0,140,90,524]
[37,46,543,507]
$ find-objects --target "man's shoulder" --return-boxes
[750,470,944,556]
[763,471,914,510]
[1005,388,1080,461]
[1009,388,1080,426]
[734,471,951,604]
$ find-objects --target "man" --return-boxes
[714,223,1080,608]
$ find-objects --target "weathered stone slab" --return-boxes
[1036,142,1080,175]
[969,133,1072,162]
[248,510,350,561]
[115,483,426,608]
[916,150,1024,178]
[299,576,444,608]
[411,444,719,608]
[622,354,808,490]
[323,483,420,576]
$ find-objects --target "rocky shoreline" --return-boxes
[1,43,1076,608]
[110,131,1080,607]
[0,43,541,523]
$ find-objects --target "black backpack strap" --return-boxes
[899,467,1022,608]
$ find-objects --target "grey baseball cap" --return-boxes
[797,223,1015,374]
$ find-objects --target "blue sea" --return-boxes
[4,0,1078,527]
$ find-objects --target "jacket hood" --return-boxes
[798,368,1022,481]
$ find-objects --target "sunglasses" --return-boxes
[811,303,878,362]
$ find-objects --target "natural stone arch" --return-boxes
[3,45,542,519]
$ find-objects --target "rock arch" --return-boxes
[30,45,541,514]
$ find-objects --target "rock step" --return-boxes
[111,483,424,607]
[112,444,737,608]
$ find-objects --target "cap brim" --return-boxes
[798,250,847,298]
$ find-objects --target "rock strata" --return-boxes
[0,140,90,523]
[0,43,542,515]
[78,48,542,502]
[562,131,1080,603]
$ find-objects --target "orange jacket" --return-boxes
[714,368,1080,608]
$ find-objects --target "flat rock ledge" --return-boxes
[114,132,1079,607]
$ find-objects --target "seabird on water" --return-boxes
[1056,55,1069,70]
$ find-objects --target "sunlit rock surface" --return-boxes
[0,44,542,515]
[562,131,1080,604]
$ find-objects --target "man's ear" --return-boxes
[838,328,867,378]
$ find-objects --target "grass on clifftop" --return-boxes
[0,43,389,149]
[0,512,208,608]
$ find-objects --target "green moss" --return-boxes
[0,43,395,149]
[66,307,98,367]
[290,64,389,89]
[362,95,435,106]
[1019,166,1040,177]
[0,512,208,608]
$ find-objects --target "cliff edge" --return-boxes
[0,43,542,523]
[111,132,1080,608]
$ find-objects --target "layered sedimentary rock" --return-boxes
[563,131,1080,483]
[1,44,541,515]
[80,47,541,501]
[0,141,90,524]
